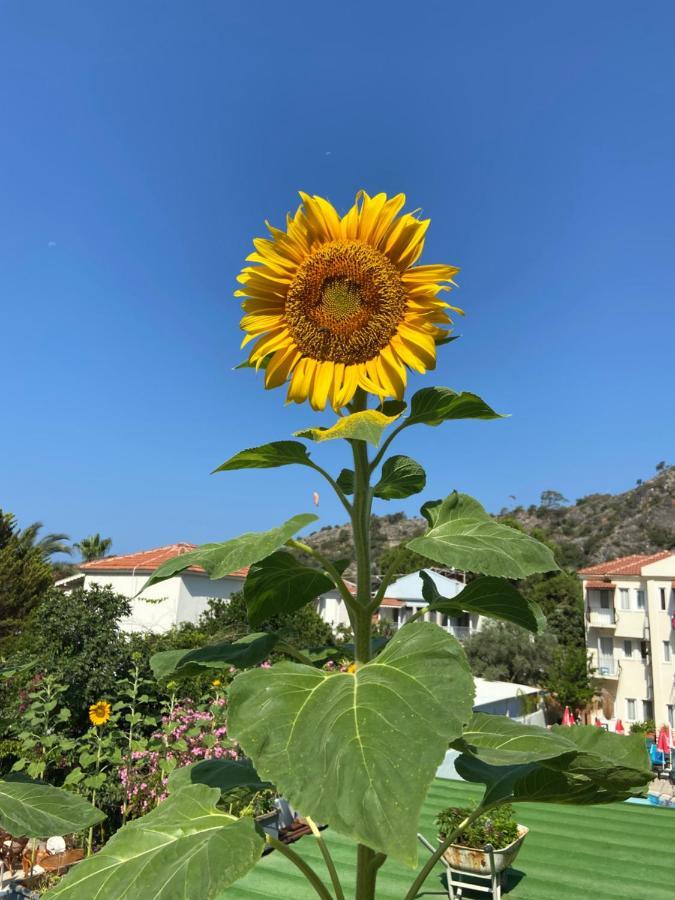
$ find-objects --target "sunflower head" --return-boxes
[89,700,111,727]
[237,191,461,411]
[211,679,222,687]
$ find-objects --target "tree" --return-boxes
[199,591,334,650]
[656,461,667,472]
[23,584,134,727]
[521,571,585,649]
[74,533,113,562]
[0,510,54,648]
[540,490,568,509]
[377,542,436,578]
[545,646,596,710]
[463,621,556,684]
[17,521,71,559]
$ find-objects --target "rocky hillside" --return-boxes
[304,466,675,576]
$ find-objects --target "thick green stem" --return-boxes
[349,390,379,899]
[306,816,346,900]
[403,805,489,900]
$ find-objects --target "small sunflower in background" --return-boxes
[88,700,111,727]
[238,191,461,411]
[211,679,222,688]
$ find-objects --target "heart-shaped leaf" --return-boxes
[213,441,312,472]
[336,468,355,495]
[409,492,558,578]
[374,455,426,500]
[141,513,318,591]
[43,785,264,900]
[406,387,504,427]
[453,713,577,766]
[228,622,474,866]
[420,572,546,633]
[0,777,105,838]
[244,551,335,626]
[168,759,270,795]
[150,632,279,680]
[295,409,401,447]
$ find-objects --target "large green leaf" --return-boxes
[336,467,355,495]
[0,777,105,838]
[421,572,546,633]
[408,492,558,578]
[150,633,279,679]
[453,713,577,766]
[44,785,264,900]
[228,622,474,866]
[244,551,334,627]
[141,513,318,591]
[374,455,426,500]
[294,409,401,447]
[213,441,312,472]
[456,724,652,808]
[168,759,270,795]
[406,387,504,427]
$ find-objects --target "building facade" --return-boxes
[579,551,675,729]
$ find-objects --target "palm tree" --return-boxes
[74,533,113,562]
[18,521,72,559]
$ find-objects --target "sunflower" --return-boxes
[89,700,111,727]
[237,191,461,411]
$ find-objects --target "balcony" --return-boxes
[448,625,471,641]
[614,611,647,639]
[587,609,616,629]
[596,655,620,679]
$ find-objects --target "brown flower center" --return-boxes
[285,240,406,364]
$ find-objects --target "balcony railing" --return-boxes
[448,625,471,641]
[596,655,617,676]
[588,609,616,627]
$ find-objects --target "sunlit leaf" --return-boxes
[228,623,474,866]
[44,785,264,899]
[168,759,270,795]
[453,713,577,766]
[409,492,558,578]
[406,386,504,427]
[295,409,401,447]
[0,777,104,838]
[213,441,312,473]
[141,513,318,591]
[150,633,279,680]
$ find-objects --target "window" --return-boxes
[669,705,674,729]
[600,593,610,610]
[619,588,630,610]
[623,640,633,658]
[626,698,636,720]
[635,589,646,610]
[661,588,667,611]
[643,700,653,720]
[664,641,672,663]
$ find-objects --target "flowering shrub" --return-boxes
[120,697,239,819]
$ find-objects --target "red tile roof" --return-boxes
[380,597,405,608]
[579,551,672,577]
[79,544,249,579]
[585,581,617,590]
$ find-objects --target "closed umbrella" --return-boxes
[657,726,671,756]
[562,706,574,726]
[594,717,602,727]
[615,719,625,734]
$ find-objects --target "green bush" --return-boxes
[435,804,520,848]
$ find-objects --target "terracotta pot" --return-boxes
[439,825,529,875]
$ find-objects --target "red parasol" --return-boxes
[615,719,625,734]
[657,726,671,754]
[594,717,602,727]
[562,706,574,726]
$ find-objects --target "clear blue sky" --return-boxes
[2,2,674,557]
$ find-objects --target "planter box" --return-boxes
[440,825,529,875]
[255,809,280,840]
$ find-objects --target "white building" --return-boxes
[580,551,675,729]
[57,544,249,633]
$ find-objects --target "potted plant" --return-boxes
[435,804,528,875]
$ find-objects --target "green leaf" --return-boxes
[0,777,105,838]
[168,759,271,795]
[406,386,504,427]
[141,513,318,591]
[453,713,577,766]
[456,724,652,808]
[421,572,546,633]
[294,409,401,447]
[374,455,426,500]
[150,632,279,679]
[336,468,355,495]
[212,441,312,473]
[244,551,335,627]
[409,492,558,578]
[43,785,264,900]
[228,622,474,866]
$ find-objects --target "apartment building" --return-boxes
[579,551,675,728]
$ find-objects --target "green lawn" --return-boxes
[223,779,675,898]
